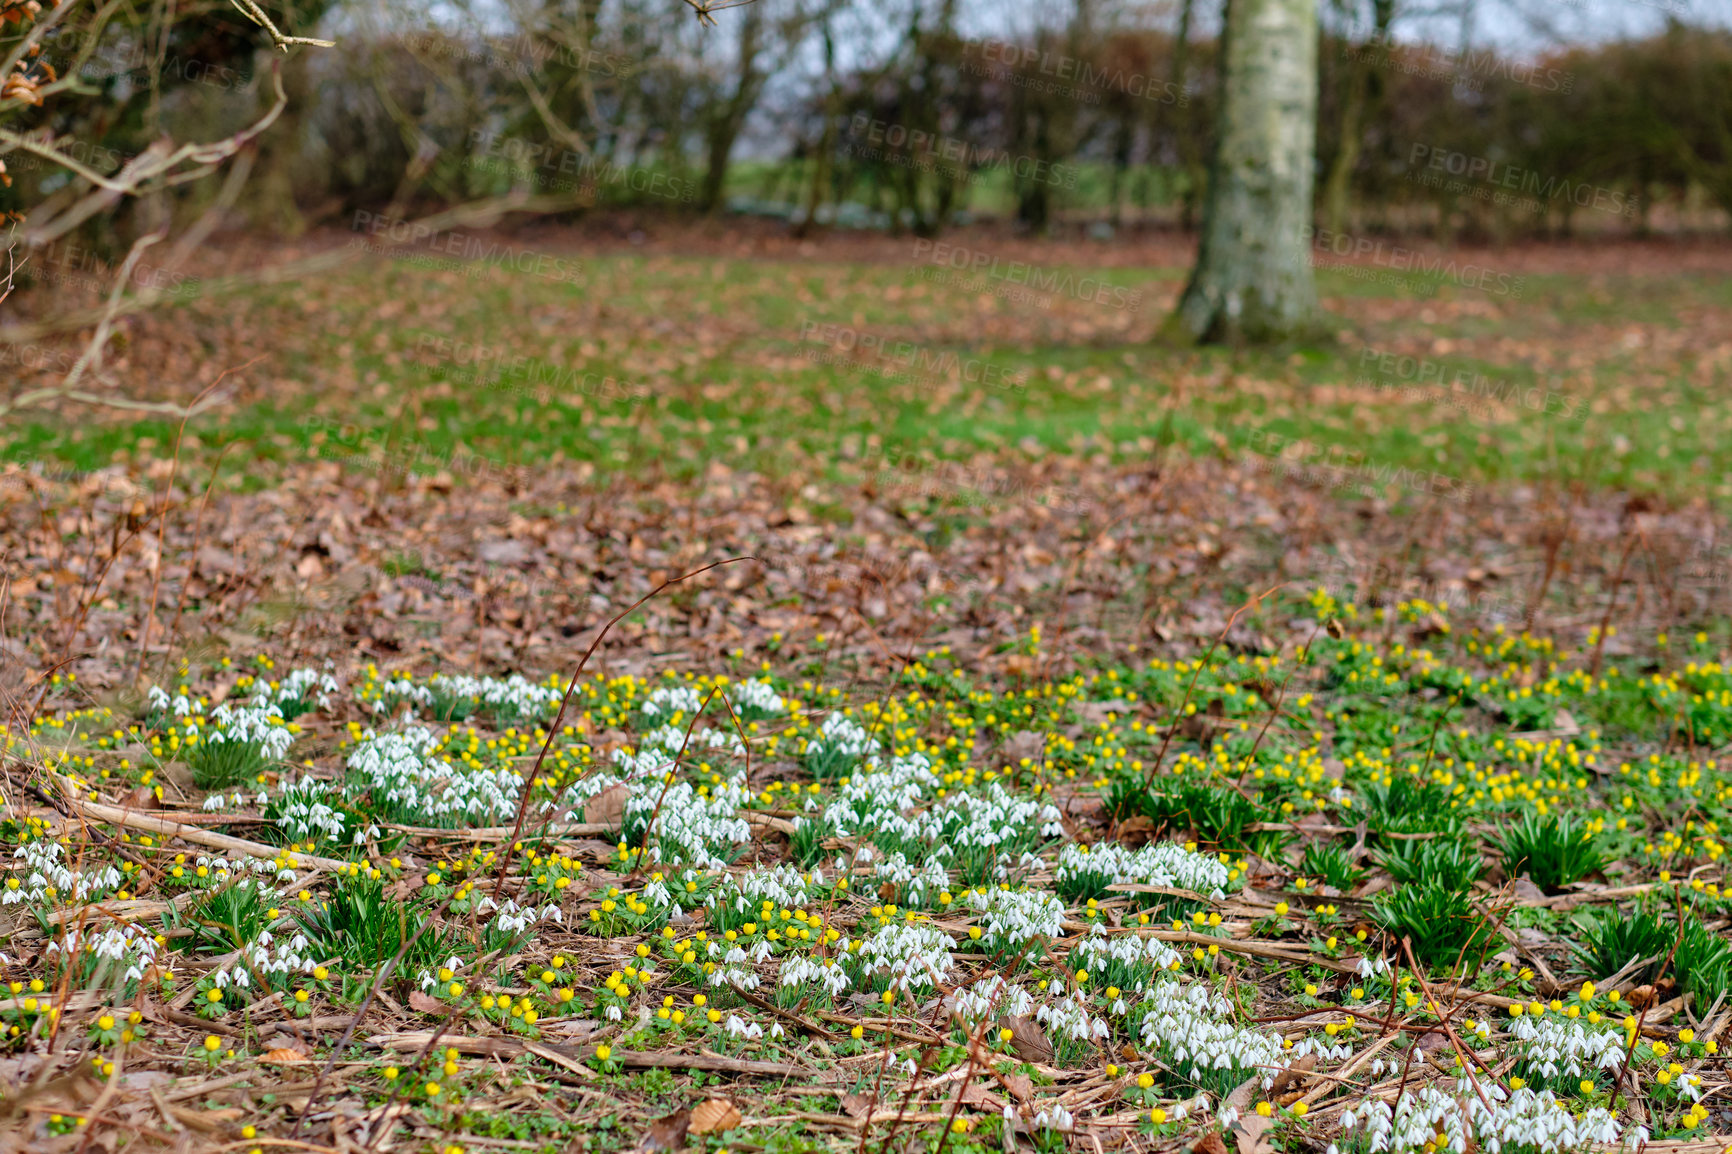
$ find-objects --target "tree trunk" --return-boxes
[699,5,766,214]
[1320,55,1367,236]
[1171,0,1202,230]
[1168,0,1323,345]
[793,23,839,238]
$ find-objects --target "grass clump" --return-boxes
[1498,812,1606,892]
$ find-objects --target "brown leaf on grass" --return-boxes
[637,1108,691,1151]
[999,1072,1033,1102]
[1002,1015,1053,1064]
[689,1098,741,1134]
[840,1092,875,1118]
[1189,1134,1230,1154]
[584,783,632,826]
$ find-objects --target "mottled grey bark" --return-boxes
[1169,0,1324,344]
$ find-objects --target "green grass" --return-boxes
[2,248,1729,506]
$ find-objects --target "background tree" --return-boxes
[1168,0,1323,345]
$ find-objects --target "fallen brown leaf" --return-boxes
[689,1098,741,1135]
[1234,1112,1276,1154]
[637,1108,691,1151]
[583,782,632,826]
[260,1047,309,1065]
[1002,1015,1053,1064]
[407,990,458,1016]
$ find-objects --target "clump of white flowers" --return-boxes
[622,771,752,868]
[1036,987,1110,1045]
[1136,979,1285,1092]
[6,840,122,907]
[1055,840,1231,902]
[145,685,196,718]
[707,865,821,927]
[963,885,1065,954]
[1507,1015,1625,1081]
[730,678,787,718]
[270,778,356,844]
[486,898,563,936]
[873,852,950,906]
[217,927,317,991]
[640,724,746,758]
[854,921,955,992]
[1072,930,1183,993]
[345,726,522,827]
[200,701,296,761]
[642,684,704,718]
[947,975,1035,1023]
[1337,1085,1638,1154]
[778,954,851,998]
[49,921,158,983]
[251,667,339,714]
[370,673,560,721]
[805,714,880,777]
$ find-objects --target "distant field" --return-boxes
[3,230,1729,508]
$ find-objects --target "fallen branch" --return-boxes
[58,784,348,870]
[366,1033,810,1077]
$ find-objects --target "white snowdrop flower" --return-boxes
[729,678,786,717]
[642,685,704,718]
[964,886,1064,952]
[1031,1105,1074,1132]
[1057,841,1231,899]
[873,852,951,906]
[253,668,341,713]
[855,921,955,992]
[1136,978,1284,1089]
[946,975,1034,1023]
[1507,1015,1625,1078]
[344,726,522,827]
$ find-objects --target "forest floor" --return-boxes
[1,223,1730,1153]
